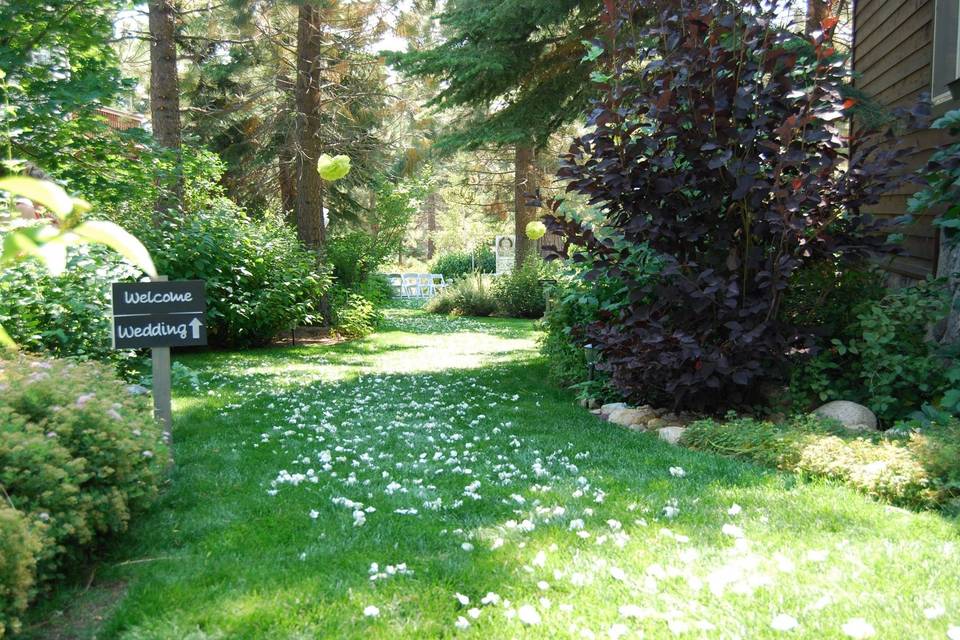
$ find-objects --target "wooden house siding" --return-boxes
[852,0,951,280]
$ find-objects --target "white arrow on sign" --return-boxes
[190,317,203,339]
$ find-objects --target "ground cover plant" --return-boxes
[543,0,923,412]
[681,414,960,512]
[23,307,960,640]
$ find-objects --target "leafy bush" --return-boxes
[0,354,167,628]
[430,247,495,281]
[779,261,886,339]
[425,274,497,317]
[0,505,41,638]
[330,287,380,339]
[790,281,956,424]
[544,0,918,412]
[140,199,331,347]
[492,256,547,319]
[327,231,387,290]
[0,244,141,375]
[681,414,960,510]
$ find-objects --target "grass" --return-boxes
[24,308,960,639]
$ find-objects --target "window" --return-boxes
[933,0,960,103]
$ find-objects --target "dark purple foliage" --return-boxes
[544,0,925,412]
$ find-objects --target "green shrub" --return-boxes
[329,286,379,339]
[425,274,497,317]
[140,199,331,347]
[681,414,960,510]
[327,232,386,289]
[0,354,167,596]
[0,505,42,639]
[0,244,142,375]
[492,256,548,319]
[779,261,886,338]
[790,281,955,424]
[430,248,495,281]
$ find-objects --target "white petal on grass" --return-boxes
[841,618,876,639]
[517,605,541,625]
[924,605,945,620]
[455,616,470,630]
[947,626,960,640]
[455,592,470,605]
[722,523,745,538]
[771,614,799,631]
[728,503,743,516]
[363,605,380,617]
[608,623,629,639]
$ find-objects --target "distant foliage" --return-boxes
[144,199,331,347]
[0,354,167,633]
[0,244,141,374]
[492,256,548,319]
[790,281,958,423]
[430,247,496,280]
[544,0,921,412]
[425,275,498,317]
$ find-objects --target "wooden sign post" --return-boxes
[111,278,207,443]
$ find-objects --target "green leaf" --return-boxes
[71,220,157,277]
[0,323,16,349]
[0,176,74,219]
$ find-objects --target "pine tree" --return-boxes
[388,0,600,263]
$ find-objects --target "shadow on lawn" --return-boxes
[28,336,958,638]
[57,353,956,639]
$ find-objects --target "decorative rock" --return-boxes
[658,426,686,445]
[126,384,150,396]
[814,401,878,431]
[609,407,657,428]
[600,402,628,416]
[646,417,667,429]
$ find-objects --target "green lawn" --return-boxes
[29,308,960,639]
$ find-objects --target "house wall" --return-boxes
[852,0,950,281]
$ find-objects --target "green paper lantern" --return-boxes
[317,154,351,181]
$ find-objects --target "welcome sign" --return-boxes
[111,280,207,349]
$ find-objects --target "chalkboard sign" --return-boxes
[111,280,207,349]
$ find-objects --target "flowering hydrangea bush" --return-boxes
[0,353,167,632]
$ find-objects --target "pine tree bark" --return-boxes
[514,143,538,265]
[425,191,438,260]
[294,3,326,252]
[148,0,182,222]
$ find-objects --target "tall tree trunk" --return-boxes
[279,142,297,225]
[148,0,182,223]
[514,143,537,265]
[805,0,830,35]
[294,3,326,252]
[425,191,438,260]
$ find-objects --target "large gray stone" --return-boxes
[814,400,878,431]
[658,426,686,445]
[609,406,657,428]
[600,402,628,416]
[126,384,151,396]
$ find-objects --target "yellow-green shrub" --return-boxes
[680,414,959,510]
[0,354,168,619]
[0,505,42,638]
